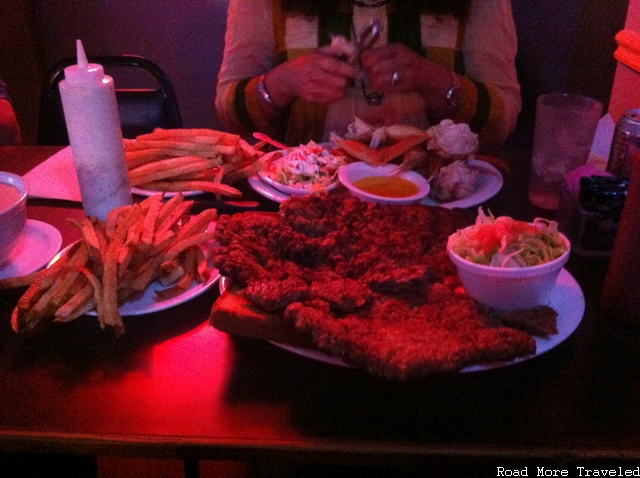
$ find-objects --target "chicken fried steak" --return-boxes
[212,194,556,378]
[286,285,536,379]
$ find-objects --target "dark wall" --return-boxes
[32,0,230,134]
[0,1,40,145]
[508,0,628,149]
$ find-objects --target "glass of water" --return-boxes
[528,93,603,210]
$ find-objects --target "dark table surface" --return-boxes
[0,146,638,471]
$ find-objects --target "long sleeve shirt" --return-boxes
[216,0,521,152]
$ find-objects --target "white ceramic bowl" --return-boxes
[447,228,570,311]
[338,162,430,205]
[0,172,28,266]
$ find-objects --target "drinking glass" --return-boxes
[528,93,603,209]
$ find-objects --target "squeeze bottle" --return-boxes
[59,40,132,220]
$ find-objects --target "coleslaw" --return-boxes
[448,208,569,267]
[262,141,346,191]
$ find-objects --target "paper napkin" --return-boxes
[24,147,82,202]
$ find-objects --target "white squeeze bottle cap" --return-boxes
[59,39,133,221]
[64,40,105,86]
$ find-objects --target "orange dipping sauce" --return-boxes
[353,175,419,198]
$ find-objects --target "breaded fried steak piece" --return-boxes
[492,305,559,338]
[211,194,555,379]
[285,284,537,379]
[242,277,371,313]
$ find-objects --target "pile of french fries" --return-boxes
[0,193,217,337]
[124,128,265,198]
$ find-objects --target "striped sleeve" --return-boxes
[453,77,509,150]
[215,0,283,138]
[421,0,520,151]
[461,0,521,150]
[222,77,282,140]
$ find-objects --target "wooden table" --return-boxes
[1,146,639,474]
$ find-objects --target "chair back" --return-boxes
[38,54,183,146]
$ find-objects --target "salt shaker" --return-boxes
[59,40,132,220]
[600,154,640,324]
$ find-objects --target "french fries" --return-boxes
[0,193,218,337]
[125,128,265,198]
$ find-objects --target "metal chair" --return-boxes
[37,54,183,146]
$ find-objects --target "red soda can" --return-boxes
[608,108,640,180]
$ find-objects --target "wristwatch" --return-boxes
[428,70,463,124]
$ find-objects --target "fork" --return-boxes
[355,21,384,105]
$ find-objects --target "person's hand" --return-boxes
[360,42,450,97]
[264,50,360,107]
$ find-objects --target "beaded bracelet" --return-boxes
[257,74,280,109]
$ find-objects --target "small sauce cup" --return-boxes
[0,172,28,266]
[338,162,430,205]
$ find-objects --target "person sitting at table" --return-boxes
[215,0,521,152]
[0,77,21,146]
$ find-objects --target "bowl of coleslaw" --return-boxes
[447,209,570,311]
[258,141,346,196]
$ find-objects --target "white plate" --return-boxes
[421,158,503,209]
[0,220,63,281]
[131,186,203,198]
[248,174,291,203]
[269,268,584,373]
[51,230,220,317]
[250,146,342,202]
